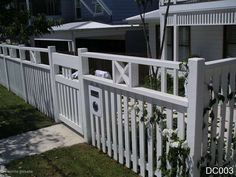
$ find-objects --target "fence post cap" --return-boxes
[78,48,88,54]
[48,46,56,49]
[188,57,205,62]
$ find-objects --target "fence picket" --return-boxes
[210,69,220,165]
[138,98,146,177]
[117,92,124,164]
[60,83,65,116]
[101,90,106,153]
[105,89,112,156]
[90,106,96,146]
[111,90,118,160]
[124,93,131,168]
[147,101,154,177]
[155,107,162,177]
[70,87,75,123]
[202,72,211,159]
[74,89,78,125]
[233,108,236,159]
[225,67,235,161]
[177,112,185,140]
[166,107,173,170]
[95,115,101,149]
[218,69,228,165]
[130,96,138,172]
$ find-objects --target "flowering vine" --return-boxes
[129,102,190,177]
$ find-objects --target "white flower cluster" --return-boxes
[169,140,189,149]
[128,103,139,113]
[162,128,178,137]
[181,140,188,150]
[170,141,180,148]
[162,129,189,150]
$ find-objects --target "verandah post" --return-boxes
[78,48,91,143]
[48,46,60,122]
[187,58,205,177]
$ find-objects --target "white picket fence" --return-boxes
[0,44,54,117]
[0,43,235,177]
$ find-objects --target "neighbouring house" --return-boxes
[126,0,236,62]
[22,0,158,23]
[18,0,76,22]
[32,0,158,56]
[35,21,139,55]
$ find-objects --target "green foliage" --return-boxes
[143,73,186,96]
[0,0,61,44]
[160,129,190,177]
[134,103,190,177]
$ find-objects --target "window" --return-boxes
[179,27,190,61]
[156,26,160,58]
[76,0,81,19]
[224,26,236,58]
[156,26,190,61]
[167,27,173,60]
[93,1,103,15]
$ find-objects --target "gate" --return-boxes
[51,52,83,135]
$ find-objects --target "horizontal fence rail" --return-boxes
[81,51,184,97]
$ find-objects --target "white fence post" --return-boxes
[2,45,10,90]
[187,58,205,177]
[129,63,139,88]
[48,46,60,122]
[19,45,28,102]
[78,48,91,143]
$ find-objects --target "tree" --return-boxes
[0,0,61,45]
[135,0,171,59]
[135,0,171,89]
[159,0,171,59]
[135,0,153,58]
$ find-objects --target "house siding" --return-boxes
[80,0,111,23]
[80,0,159,24]
[191,26,223,61]
[110,0,139,23]
[61,0,76,22]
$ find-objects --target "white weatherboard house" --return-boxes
[126,0,236,62]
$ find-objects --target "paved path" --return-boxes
[0,124,85,165]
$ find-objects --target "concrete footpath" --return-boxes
[0,124,85,165]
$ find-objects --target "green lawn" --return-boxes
[0,85,55,139]
[6,143,139,177]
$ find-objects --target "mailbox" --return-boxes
[89,85,103,117]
